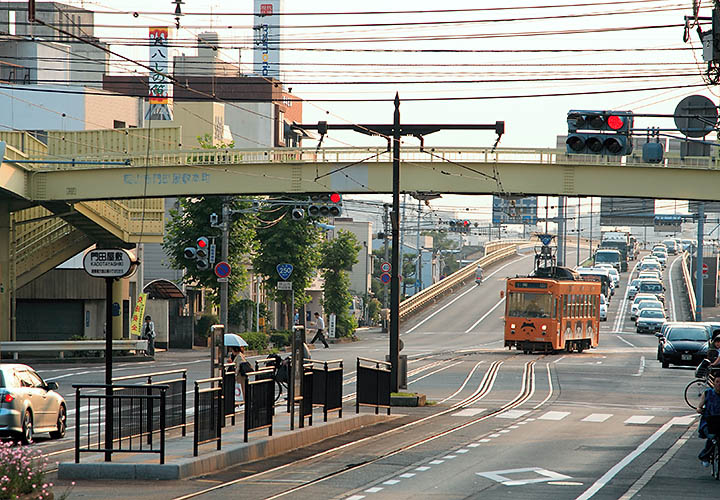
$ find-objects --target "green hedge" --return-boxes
[240,331,269,352]
[269,330,292,348]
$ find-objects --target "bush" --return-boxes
[195,314,218,339]
[239,331,269,352]
[269,330,292,348]
[337,312,358,338]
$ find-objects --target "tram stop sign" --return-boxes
[215,261,231,278]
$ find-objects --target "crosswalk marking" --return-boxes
[496,409,531,419]
[582,413,613,423]
[452,408,486,417]
[625,415,654,424]
[538,411,571,421]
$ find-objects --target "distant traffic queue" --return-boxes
[504,271,601,354]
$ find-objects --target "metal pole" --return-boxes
[256,276,261,331]
[416,198,421,293]
[557,197,565,267]
[589,197,593,257]
[390,93,401,393]
[105,277,113,462]
[576,197,581,267]
[383,204,390,311]
[696,203,705,321]
[220,200,230,329]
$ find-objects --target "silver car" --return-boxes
[0,364,66,444]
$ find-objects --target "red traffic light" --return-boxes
[463,220,470,227]
[330,193,341,203]
[196,237,208,248]
[607,115,625,130]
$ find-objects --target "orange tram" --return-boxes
[504,275,601,353]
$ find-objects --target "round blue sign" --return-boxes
[215,261,231,278]
[380,272,391,284]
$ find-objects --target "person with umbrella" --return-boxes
[225,334,250,402]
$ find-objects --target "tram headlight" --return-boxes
[510,323,515,329]
[541,325,547,331]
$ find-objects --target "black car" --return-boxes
[656,323,710,368]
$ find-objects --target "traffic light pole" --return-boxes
[220,199,230,371]
[293,95,504,392]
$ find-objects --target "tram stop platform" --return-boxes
[58,406,397,481]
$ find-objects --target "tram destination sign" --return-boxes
[83,249,136,278]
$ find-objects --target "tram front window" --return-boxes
[507,293,553,318]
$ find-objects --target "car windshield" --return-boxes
[639,283,662,292]
[638,301,662,310]
[667,328,708,342]
[633,295,656,305]
[639,309,664,318]
[595,252,619,263]
[507,292,554,318]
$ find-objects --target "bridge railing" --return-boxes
[681,251,697,321]
[398,240,526,322]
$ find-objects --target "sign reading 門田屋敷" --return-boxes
[83,249,136,278]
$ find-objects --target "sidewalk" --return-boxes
[58,404,396,481]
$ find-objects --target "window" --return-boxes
[507,293,553,318]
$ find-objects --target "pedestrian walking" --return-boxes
[143,315,156,356]
[310,312,329,348]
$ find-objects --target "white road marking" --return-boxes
[477,467,572,487]
[347,496,365,500]
[496,409,530,419]
[582,413,613,423]
[615,335,635,348]
[538,411,571,421]
[452,408,486,417]
[382,480,400,485]
[364,487,383,493]
[415,466,431,471]
[399,473,416,478]
[624,415,653,424]
[553,356,566,364]
[489,433,502,438]
[467,443,481,447]
[499,429,511,433]
[456,449,469,454]
[464,297,505,333]
[478,439,491,443]
[406,254,529,334]
[631,356,645,377]
[575,418,679,500]
[429,460,445,465]
[443,455,457,459]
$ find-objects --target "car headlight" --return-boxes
[664,342,676,352]
[699,343,708,353]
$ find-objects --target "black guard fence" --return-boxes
[356,357,391,415]
[193,377,223,457]
[244,368,275,442]
[222,363,238,426]
[300,361,313,427]
[112,369,187,437]
[73,383,167,464]
[310,359,344,422]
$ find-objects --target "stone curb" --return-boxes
[58,413,396,481]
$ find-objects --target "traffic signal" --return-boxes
[462,220,470,233]
[308,193,342,218]
[448,220,457,232]
[566,110,633,156]
[291,207,305,220]
[196,237,210,270]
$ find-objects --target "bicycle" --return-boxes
[255,354,289,403]
[684,360,717,410]
[703,416,720,480]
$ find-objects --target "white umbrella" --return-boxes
[224,333,248,347]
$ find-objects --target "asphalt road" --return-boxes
[34,249,717,499]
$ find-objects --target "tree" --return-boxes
[252,204,323,329]
[163,196,257,305]
[320,230,361,337]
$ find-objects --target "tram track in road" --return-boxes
[172,355,549,500]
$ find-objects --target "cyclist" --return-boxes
[697,375,720,467]
[709,331,720,370]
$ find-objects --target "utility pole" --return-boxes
[293,95,504,392]
[383,203,390,310]
[576,197,581,267]
[416,198,421,294]
[696,203,705,321]
[557,196,565,266]
[220,199,230,329]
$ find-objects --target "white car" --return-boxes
[627,279,640,300]
[606,268,620,288]
[631,299,664,322]
[599,294,608,321]
[652,251,667,267]
[638,271,662,281]
[629,293,658,318]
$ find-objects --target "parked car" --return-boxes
[656,322,711,368]
[636,308,666,334]
[0,364,66,444]
[600,294,608,321]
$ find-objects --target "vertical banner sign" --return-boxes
[328,313,337,339]
[253,0,281,78]
[147,27,173,120]
[130,293,147,337]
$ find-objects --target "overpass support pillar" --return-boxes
[0,201,9,341]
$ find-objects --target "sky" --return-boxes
[12,0,719,224]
